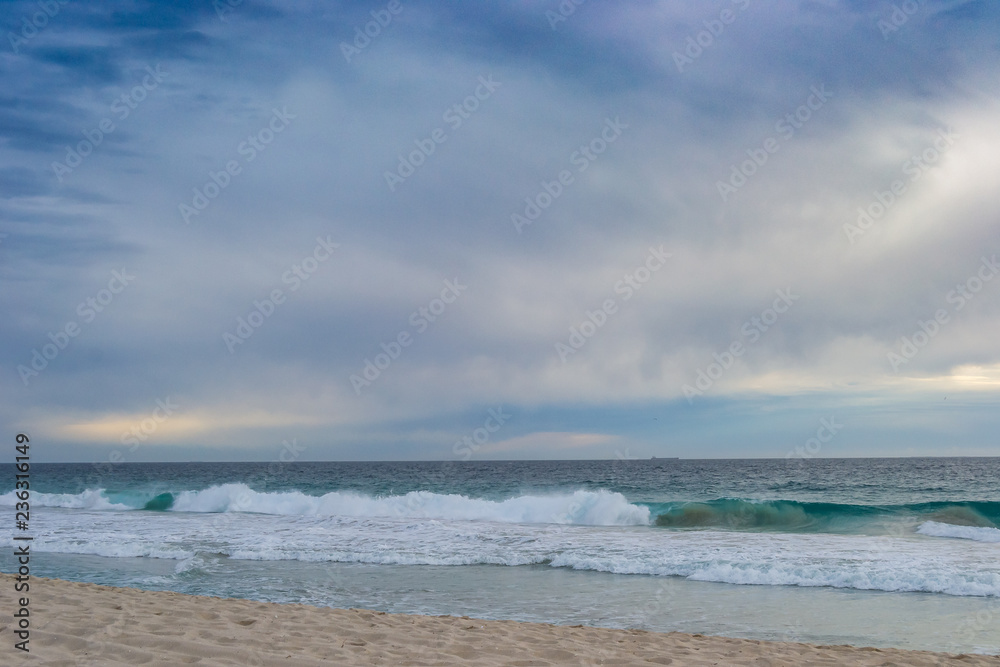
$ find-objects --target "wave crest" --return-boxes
[1,485,650,526]
[925,506,995,528]
[170,484,650,526]
[655,500,814,529]
[917,521,1000,543]
[653,499,1000,532]
[0,488,130,510]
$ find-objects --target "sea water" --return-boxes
[2,458,999,654]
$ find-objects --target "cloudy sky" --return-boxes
[2,0,999,462]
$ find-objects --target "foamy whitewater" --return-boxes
[3,458,999,654]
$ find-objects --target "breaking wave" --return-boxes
[917,521,1000,543]
[1,485,650,526]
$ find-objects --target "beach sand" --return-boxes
[2,574,998,666]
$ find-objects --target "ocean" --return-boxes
[3,458,999,655]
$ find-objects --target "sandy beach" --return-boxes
[2,574,997,666]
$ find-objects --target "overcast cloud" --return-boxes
[2,0,999,462]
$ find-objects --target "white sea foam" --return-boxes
[13,507,1000,598]
[8,488,1000,599]
[34,483,647,526]
[917,521,1000,543]
[31,537,193,560]
[0,488,130,510]
[1,485,649,526]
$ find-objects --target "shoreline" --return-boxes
[3,574,999,666]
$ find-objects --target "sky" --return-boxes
[2,0,999,463]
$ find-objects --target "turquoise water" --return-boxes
[2,458,999,653]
